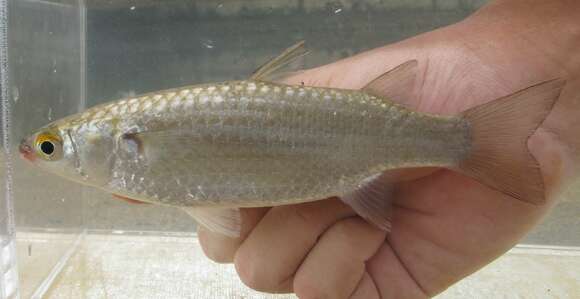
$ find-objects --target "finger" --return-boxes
[366,243,431,299]
[234,198,355,293]
[293,217,386,299]
[198,207,268,263]
[350,272,381,299]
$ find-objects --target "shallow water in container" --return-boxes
[3,0,579,298]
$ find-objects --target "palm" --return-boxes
[381,168,543,295]
[292,18,577,295]
[198,14,576,298]
[289,30,558,296]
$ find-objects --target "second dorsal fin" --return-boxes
[250,40,309,82]
[362,60,418,105]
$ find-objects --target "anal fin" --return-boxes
[341,173,395,232]
[183,207,241,238]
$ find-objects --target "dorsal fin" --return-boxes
[250,40,309,82]
[112,193,151,204]
[362,60,418,106]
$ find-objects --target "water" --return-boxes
[1,0,579,298]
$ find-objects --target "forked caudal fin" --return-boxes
[341,79,564,233]
[459,79,565,204]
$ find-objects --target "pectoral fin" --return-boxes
[182,207,242,237]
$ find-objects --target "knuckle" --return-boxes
[330,217,362,237]
[294,279,331,299]
[234,253,269,291]
[290,199,337,226]
[200,244,233,264]
[197,229,236,264]
[292,205,318,225]
[234,252,291,292]
[326,218,386,255]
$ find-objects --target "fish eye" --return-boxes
[40,140,55,155]
[35,133,63,160]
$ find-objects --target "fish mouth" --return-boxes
[19,138,35,162]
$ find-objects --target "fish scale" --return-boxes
[60,80,469,207]
[21,41,560,236]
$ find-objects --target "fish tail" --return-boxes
[458,79,565,204]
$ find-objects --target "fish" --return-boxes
[19,41,565,237]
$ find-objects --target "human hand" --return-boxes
[198,1,580,298]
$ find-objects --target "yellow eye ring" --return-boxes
[35,133,62,160]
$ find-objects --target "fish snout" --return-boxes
[19,138,35,161]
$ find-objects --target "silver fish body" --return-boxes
[56,80,470,208]
[21,41,563,236]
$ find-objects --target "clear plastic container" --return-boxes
[1,0,18,297]
[1,0,579,298]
